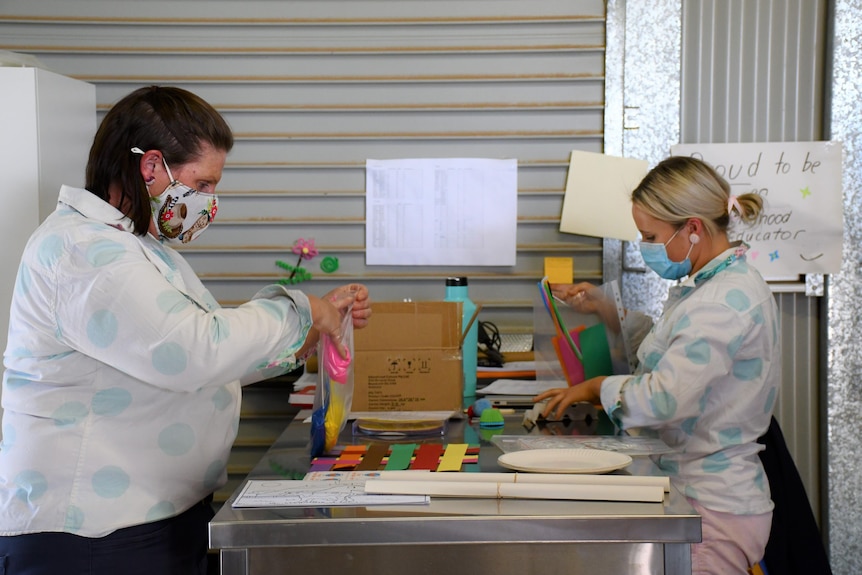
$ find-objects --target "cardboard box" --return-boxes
[351,301,463,412]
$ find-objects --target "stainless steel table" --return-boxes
[210,413,700,575]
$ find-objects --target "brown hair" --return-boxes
[85,86,234,236]
[631,155,763,238]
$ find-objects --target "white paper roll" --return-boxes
[365,479,665,503]
[376,470,670,492]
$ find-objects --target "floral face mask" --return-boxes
[132,147,218,244]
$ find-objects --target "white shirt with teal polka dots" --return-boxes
[601,243,780,515]
[0,185,313,537]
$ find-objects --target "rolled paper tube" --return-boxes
[376,470,670,492]
[364,479,664,503]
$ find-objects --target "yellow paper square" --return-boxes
[544,257,573,284]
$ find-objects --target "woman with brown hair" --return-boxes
[0,86,371,574]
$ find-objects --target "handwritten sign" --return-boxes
[671,141,843,276]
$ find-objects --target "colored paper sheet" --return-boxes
[354,443,389,471]
[580,323,613,379]
[552,328,586,386]
[333,445,365,469]
[384,443,417,470]
[411,444,444,470]
[437,444,469,472]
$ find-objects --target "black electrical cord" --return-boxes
[477,321,504,366]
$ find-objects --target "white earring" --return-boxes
[690,233,700,245]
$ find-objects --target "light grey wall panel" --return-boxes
[0,2,608,332]
[680,0,828,527]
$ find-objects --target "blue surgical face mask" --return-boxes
[639,226,694,280]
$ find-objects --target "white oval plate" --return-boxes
[497,448,633,474]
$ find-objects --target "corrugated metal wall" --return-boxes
[680,0,828,523]
[0,0,608,504]
[826,1,862,570]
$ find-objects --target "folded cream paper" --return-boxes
[559,150,647,241]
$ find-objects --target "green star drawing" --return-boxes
[800,186,811,198]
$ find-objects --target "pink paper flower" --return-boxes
[292,238,318,261]
[276,238,319,284]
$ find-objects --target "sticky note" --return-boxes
[544,257,573,284]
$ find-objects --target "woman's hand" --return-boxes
[306,284,372,358]
[532,376,605,420]
[550,282,621,331]
[323,283,372,329]
[550,282,605,314]
[306,295,349,357]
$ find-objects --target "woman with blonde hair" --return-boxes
[538,155,780,574]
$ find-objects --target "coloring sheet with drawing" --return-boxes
[231,474,428,508]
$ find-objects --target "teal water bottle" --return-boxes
[445,277,478,399]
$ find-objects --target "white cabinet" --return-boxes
[0,67,96,366]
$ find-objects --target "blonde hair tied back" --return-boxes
[631,156,764,237]
[727,192,764,226]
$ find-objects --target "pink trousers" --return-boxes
[687,497,772,575]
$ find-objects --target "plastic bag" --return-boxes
[310,305,355,457]
[534,278,633,388]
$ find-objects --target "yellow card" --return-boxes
[437,444,469,472]
[544,257,573,284]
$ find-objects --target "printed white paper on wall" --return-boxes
[365,158,518,266]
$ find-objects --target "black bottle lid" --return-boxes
[445,277,468,287]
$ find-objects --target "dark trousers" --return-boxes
[758,417,832,575]
[0,496,214,575]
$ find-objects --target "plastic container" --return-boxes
[444,277,478,399]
